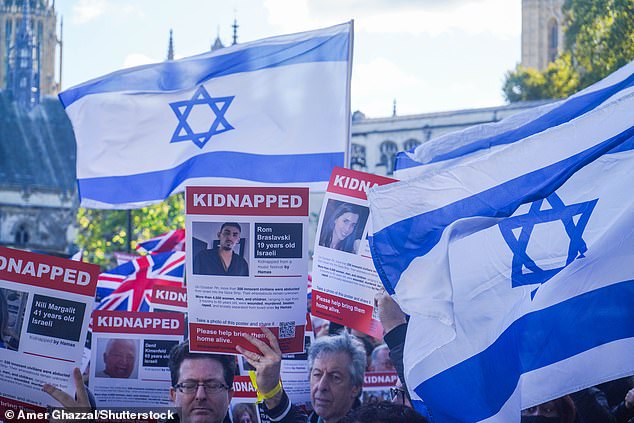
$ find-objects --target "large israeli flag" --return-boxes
[60,22,353,209]
[368,62,634,422]
[394,59,634,180]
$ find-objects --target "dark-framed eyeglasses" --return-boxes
[390,386,406,404]
[174,381,229,395]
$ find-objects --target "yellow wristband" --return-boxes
[248,371,283,403]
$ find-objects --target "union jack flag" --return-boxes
[136,229,186,254]
[95,251,185,312]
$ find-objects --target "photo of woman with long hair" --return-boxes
[318,200,369,254]
[232,402,258,423]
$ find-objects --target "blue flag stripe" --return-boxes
[416,279,634,422]
[370,128,634,294]
[395,72,634,171]
[78,151,344,204]
[59,32,349,108]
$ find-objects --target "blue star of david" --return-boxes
[169,85,234,148]
[498,193,597,295]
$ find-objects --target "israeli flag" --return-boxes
[368,62,634,422]
[394,59,634,180]
[61,22,353,209]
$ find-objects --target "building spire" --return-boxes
[232,15,239,45]
[211,25,224,51]
[58,15,63,91]
[8,0,40,108]
[167,29,174,61]
[392,99,397,117]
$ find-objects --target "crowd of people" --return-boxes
[40,290,634,423]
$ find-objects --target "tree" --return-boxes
[503,0,634,102]
[563,0,634,88]
[502,65,548,102]
[502,54,579,102]
[76,194,185,269]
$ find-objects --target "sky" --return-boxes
[54,0,522,118]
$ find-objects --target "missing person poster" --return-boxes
[361,371,399,405]
[0,247,98,415]
[150,281,187,313]
[311,168,396,338]
[89,310,185,407]
[186,186,309,355]
[230,376,267,423]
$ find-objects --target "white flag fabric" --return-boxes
[60,22,353,209]
[367,62,634,422]
[394,59,634,180]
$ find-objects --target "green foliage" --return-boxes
[503,0,633,102]
[502,54,580,102]
[76,194,185,269]
[502,65,547,102]
[563,0,634,89]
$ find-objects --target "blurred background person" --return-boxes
[521,395,578,423]
[368,344,395,372]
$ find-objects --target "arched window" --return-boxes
[350,143,367,170]
[377,140,399,175]
[403,138,421,152]
[14,223,29,246]
[548,18,559,63]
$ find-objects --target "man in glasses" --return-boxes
[168,341,235,423]
[44,341,237,423]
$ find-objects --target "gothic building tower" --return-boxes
[0,0,74,255]
[521,0,565,70]
[0,0,58,101]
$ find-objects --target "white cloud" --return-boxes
[118,4,145,19]
[72,0,144,24]
[72,0,107,24]
[352,57,428,117]
[357,0,519,38]
[121,53,157,69]
[264,0,519,38]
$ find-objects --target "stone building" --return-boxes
[521,0,565,71]
[0,0,73,255]
[349,100,552,178]
[0,0,59,99]
[0,94,76,255]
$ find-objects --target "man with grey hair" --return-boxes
[368,344,395,372]
[238,328,367,423]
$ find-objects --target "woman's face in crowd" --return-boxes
[521,400,560,418]
[333,212,359,242]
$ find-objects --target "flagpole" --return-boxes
[127,209,132,253]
